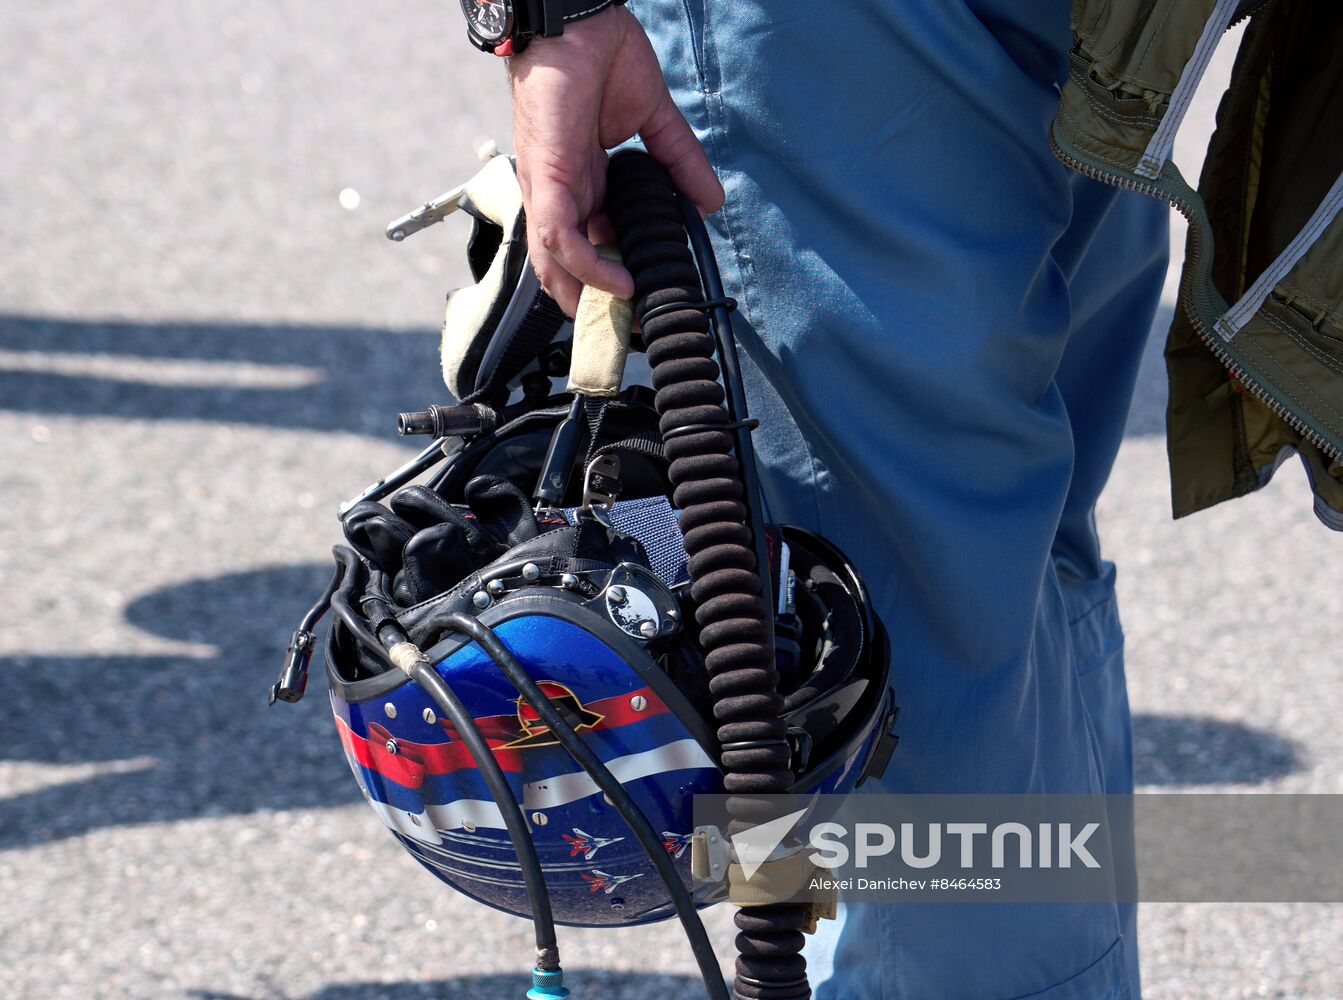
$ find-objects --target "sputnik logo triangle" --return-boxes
[730,807,810,881]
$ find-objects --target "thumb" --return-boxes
[640,91,725,215]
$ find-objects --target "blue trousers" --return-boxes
[633,0,1170,996]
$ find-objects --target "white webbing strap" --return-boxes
[1216,170,1343,342]
[1136,0,1241,180]
[725,855,839,934]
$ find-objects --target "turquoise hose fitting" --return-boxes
[526,967,570,999]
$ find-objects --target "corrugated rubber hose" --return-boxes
[605,150,811,1000]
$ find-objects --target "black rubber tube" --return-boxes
[339,437,450,512]
[403,655,562,972]
[605,150,810,1000]
[328,548,392,661]
[299,564,342,634]
[440,611,731,1000]
[326,547,563,974]
[675,193,775,641]
[270,563,344,703]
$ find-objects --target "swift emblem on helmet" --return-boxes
[661,831,693,859]
[564,828,623,861]
[582,870,645,895]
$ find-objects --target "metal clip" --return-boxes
[385,138,500,242]
[580,454,622,514]
[385,183,468,242]
[689,825,732,884]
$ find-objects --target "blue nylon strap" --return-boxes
[560,495,690,587]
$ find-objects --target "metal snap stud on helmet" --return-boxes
[271,148,897,1000]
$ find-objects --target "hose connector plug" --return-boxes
[396,403,495,439]
[526,966,569,999]
[268,628,316,705]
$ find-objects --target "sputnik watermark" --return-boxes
[693,794,1343,903]
[808,821,1102,870]
[714,801,1107,904]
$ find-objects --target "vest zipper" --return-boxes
[1230,0,1278,28]
[1048,129,1343,465]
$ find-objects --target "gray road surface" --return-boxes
[2,3,1338,998]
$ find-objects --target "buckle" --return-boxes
[786,726,813,775]
[690,824,839,934]
[580,454,622,515]
[689,825,732,884]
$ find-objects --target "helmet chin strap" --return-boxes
[606,150,814,1000]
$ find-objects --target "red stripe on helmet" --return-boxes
[334,684,671,784]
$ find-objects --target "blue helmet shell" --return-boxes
[326,575,892,928]
[331,606,718,926]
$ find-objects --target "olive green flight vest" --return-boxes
[1053,0,1343,529]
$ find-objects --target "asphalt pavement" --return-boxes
[2,3,1338,998]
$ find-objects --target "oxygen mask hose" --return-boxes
[321,548,566,991]
[605,150,810,1000]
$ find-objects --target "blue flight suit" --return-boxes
[631,0,1169,995]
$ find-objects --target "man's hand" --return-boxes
[508,6,724,317]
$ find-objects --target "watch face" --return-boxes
[460,0,513,44]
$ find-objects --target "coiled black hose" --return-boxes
[605,150,811,1000]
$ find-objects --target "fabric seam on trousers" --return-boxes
[690,0,829,537]
[1065,588,1125,679]
[673,0,706,87]
[1066,589,1118,629]
[875,883,900,1000]
[1008,935,1132,1000]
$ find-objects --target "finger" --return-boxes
[531,184,634,299]
[640,91,725,215]
[587,210,617,246]
[515,151,599,315]
[528,215,584,317]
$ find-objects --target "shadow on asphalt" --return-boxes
[0,313,444,436]
[0,564,354,850]
[0,309,1172,439]
[0,308,1276,850]
[192,972,709,1000]
[0,565,1307,851]
[1132,712,1304,787]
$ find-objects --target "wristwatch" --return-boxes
[458,0,628,57]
